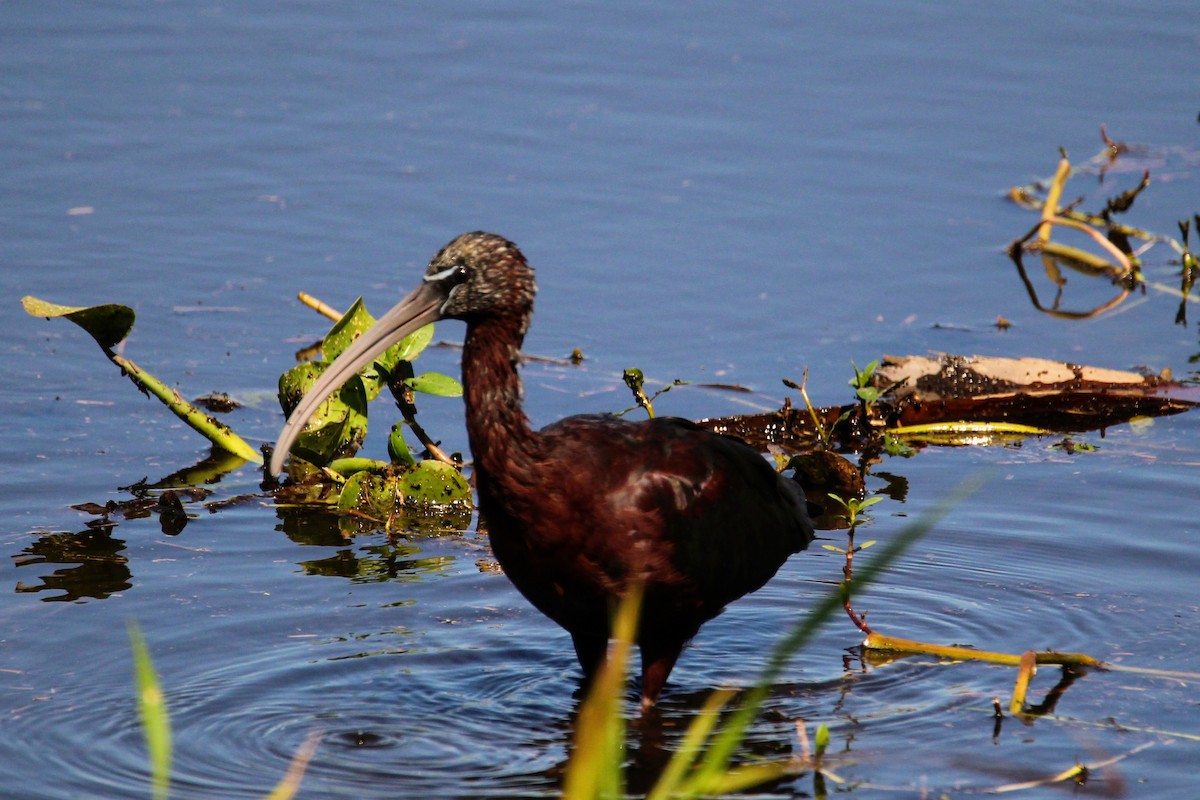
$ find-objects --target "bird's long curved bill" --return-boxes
[269,281,446,476]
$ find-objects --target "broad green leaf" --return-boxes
[23,295,135,351]
[336,462,472,533]
[321,299,390,401]
[406,371,463,398]
[320,299,435,400]
[278,362,368,466]
[321,297,374,362]
[372,323,436,381]
[392,321,434,363]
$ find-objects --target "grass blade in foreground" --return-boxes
[562,583,642,800]
[676,476,981,796]
[128,622,172,800]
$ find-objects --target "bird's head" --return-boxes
[268,231,535,476]
[426,231,537,324]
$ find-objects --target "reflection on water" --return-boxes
[1006,135,1200,335]
[12,527,131,601]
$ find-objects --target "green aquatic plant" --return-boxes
[23,293,472,523]
[619,368,689,419]
[128,622,171,800]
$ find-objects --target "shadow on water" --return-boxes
[12,527,132,602]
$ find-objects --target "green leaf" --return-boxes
[336,461,472,532]
[406,371,463,397]
[391,321,434,363]
[326,457,387,477]
[321,299,436,400]
[278,362,368,466]
[322,297,374,362]
[23,295,135,351]
[388,422,415,466]
[856,386,880,404]
[814,723,830,756]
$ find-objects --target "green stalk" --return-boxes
[128,622,172,800]
[111,355,262,463]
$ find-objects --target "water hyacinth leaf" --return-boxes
[372,323,436,385]
[278,361,368,466]
[321,298,436,400]
[400,459,471,507]
[406,371,463,398]
[22,295,135,351]
[338,462,472,532]
[337,462,471,520]
[321,297,374,362]
[322,298,390,400]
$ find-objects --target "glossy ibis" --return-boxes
[270,232,814,709]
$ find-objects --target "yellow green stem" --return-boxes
[1037,156,1071,245]
[863,632,1105,669]
[112,354,262,463]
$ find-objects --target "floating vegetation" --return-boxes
[24,290,474,532]
[1007,126,1199,324]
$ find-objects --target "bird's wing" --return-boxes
[545,415,812,615]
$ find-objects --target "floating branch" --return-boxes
[697,352,1195,457]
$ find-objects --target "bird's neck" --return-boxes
[461,311,543,515]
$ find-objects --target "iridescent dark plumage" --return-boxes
[271,232,814,708]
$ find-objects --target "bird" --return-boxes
[270,232,814,709]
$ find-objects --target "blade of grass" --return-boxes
[262,731,320,800]
[128,622,172,800]
[645,688,736,800]
[562,582,643,800]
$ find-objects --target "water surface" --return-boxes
[3,3,1199,797]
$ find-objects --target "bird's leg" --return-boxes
[571,631,609,684]
[638,640,685,712]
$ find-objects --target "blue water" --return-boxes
[3,2,1199,797]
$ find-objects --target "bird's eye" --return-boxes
[426,262,470,287]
